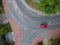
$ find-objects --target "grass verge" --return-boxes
[25,0,60,15]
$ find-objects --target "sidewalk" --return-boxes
[8,19,20,45]
[2,0,8,13]
[48,29,60,39]
[2,0,20,45]
[32,35,42,45]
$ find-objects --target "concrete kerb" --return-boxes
[8,19,20,45]
[21,0,60,16]
[21,0,45,16]
[2,0,8,13]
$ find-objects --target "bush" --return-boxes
[0,0,5,14]
[0,23,12,35]
[38,0,60,15]
[37,41,43,45]
[49,38,60,45]
[0,23,13,45]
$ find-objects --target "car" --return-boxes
[5,32,15,43]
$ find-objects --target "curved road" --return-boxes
[6,0,60,45]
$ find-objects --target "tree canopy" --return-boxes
[38,0,60,15]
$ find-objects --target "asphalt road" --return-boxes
[6,0,60,45]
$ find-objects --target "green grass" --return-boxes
[25,0,60,15]
[0,23,14,45]
[36,38,60,45]
[0,0,5,14]
[49,38,60,45]
[38,0,60,15]
[0,23,12,35]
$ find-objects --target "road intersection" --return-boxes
[6,0,60,45]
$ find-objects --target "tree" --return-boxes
[38,0,60,15]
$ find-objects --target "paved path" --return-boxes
[2,0,8,13]
[8,19,20,45]
[2,0,20,45]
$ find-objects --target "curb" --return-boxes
[21,0,45,16]
[32,35,42,45]
[21,0,60,16]
[8,19,20,45]
[2,0,8,13]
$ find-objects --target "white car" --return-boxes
[5,32,15,43]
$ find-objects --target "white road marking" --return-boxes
[11,0,18,10]
[7,0,12,3]
[8,8,19,24]
[11,0,24,17]
[48,21,60,25]
[15,8,24,17]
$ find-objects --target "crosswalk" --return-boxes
[7,0,19,10]
[11,0,18,10]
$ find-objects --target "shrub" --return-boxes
[38,0,60,15]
